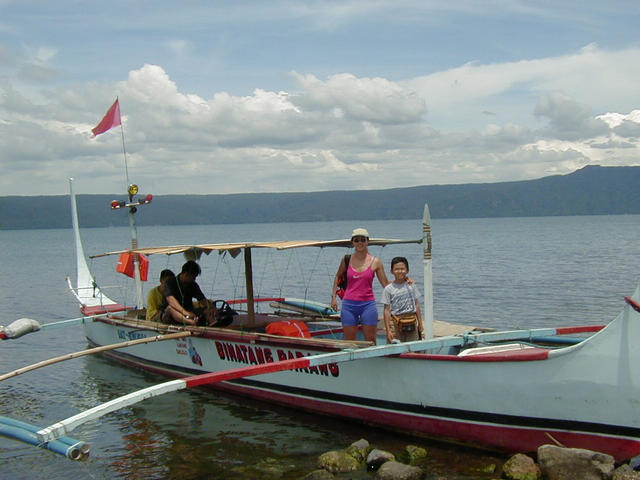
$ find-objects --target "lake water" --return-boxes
[0,215,638,479]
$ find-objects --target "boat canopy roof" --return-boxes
[91,237,422,259]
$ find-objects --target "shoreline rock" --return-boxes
[503,452,541,480]
[538,445,615,480]
[306,439,639,480]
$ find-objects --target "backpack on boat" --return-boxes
[210,300,237,327]
[336,254,351,299]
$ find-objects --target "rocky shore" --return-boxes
[303,439,640,480]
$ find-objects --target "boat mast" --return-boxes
[110,184,153,309]
[127,186,143,309]
[423,204,434,339]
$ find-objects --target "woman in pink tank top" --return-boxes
[330,228,389,343]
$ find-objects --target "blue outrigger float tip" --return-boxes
[0,416,89,460]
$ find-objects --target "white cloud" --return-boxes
[403,45,640,131]
[533,92,609,140]
[597,110,640,128]
[0,41,638,195]
[314,150,379,174]
[292,72,426,124]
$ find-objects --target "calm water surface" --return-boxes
[0,215,638,479]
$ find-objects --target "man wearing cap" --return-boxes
[330,228,390,343]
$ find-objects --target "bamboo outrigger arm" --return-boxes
[0,332,191,382]
[35,326,575,445]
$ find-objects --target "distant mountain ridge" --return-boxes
[1,165,638,230]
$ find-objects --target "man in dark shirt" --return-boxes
[160,260,214,325]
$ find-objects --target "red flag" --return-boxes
[91,98,121,137]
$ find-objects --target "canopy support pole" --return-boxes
[244,247,255,326]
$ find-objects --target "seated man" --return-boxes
[160,260,215,326]
[146,269,174,322]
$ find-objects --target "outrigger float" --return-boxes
[1,180,638,462]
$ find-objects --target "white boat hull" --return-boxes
[83,293,640,461]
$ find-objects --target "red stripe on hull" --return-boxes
[98,350,639,462]
[226,297,284,305]
[555,325,604,334]
[82,305,129,315]
[215,381,639,462]
[625,296,640,313]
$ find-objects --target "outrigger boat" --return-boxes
[3,181,639,462]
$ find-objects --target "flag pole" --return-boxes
[116,97,130,190]
[91,97,146,308]
[115,98,142,308]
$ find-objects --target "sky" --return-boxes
[0,0,638,196]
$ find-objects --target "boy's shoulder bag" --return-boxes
[391,312,418,332]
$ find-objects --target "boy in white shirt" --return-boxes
[382,257,424,343]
